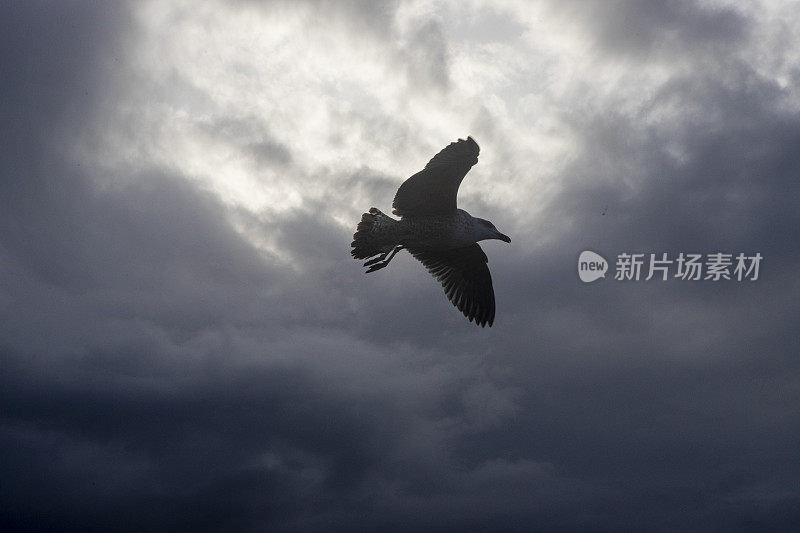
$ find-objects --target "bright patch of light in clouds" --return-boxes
[106,0,594,227]
[95,0,800,241]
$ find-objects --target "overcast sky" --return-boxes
[2,1,800,531]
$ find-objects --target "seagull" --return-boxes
[351,136,511,327]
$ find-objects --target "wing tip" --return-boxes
[464,136,479,153]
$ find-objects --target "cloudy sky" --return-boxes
[2,0,800,530]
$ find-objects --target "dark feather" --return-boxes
[392,137,480,217]
[407,243,496,327]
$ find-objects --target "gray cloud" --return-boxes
[399,19,451,92]
[548,0,749,60]
[242,0,450,94]
[201,117,294,169]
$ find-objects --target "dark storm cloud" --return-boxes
[469,3,800,528]
[0,2,124,140]
[0,5,500,530]
[3,1,800,532]
[546,61,800,268]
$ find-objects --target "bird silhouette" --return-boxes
[351,137,510,327]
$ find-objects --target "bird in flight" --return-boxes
[351,136,510,327]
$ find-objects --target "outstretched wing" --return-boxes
[408,243,496,327]
[392,137,480,216]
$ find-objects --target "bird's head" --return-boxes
[474,218,511,243]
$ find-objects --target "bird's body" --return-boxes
[351,137,510,327]
[370,209,480,250]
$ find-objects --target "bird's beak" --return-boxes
[497,232,511,243]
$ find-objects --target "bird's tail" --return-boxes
[351,208,401,263]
